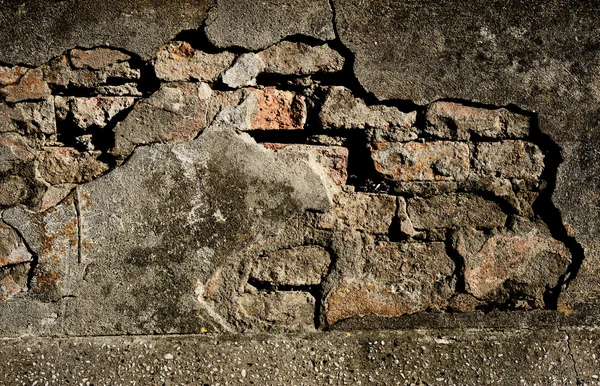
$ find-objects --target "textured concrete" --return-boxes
[0,0,211,65]
[205,0,336,49]
[0,328,588,385]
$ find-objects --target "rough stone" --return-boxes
[452,224,571,307]
[0,133,35,174]
[475,140,544,180]
[371,141,470,182]
[0,66,28,86]
[320,87,417,132]
[334,192,396,234]
[237,291,315,331]
[222,53,264,88]
[408,193,508,230]
[258,41,344,75]
[4,196,81,302]
[154,41,235,83]
[250,246,331,286]
[0,264,29,302]
[0,175,30,207]
[425,101,531,140]
[1,99,56,137]
[396,196,419,238]
[0,0,212,66]
[205,0,335,50]
[38,147,108,185]
[0,68,51,103]
[0,221,32,268]
[55,96,137,130]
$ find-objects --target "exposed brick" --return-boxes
[154,41,235,82]
[408,193,507,229]
[38,147,108,185]
[70,48,131,70]
[320,86,417,132]
[249,87,306,130]
[425,101,531,140]
[1,68,51,103]
[0,133,35,174]
[335,192,396,234]
[251,246,331,286]
[0,66,28,87]
[237,291,315,330]
[371,141,470,182]
[325,241,454,328]
[475,140,544,180]
[0,264,29,302]
[452,224,571,307]
[258,41,344,75]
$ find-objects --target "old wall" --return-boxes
[1,0,600,384]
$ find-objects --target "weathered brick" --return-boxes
[258,41,344,75]
[38,147,108,185]
[70,48,131,70]
[0,221,32,268]
[475,140,544,180]
[371,141,470,182]
[0,133,35,174]
[237,291,315,330]
[335,192,396,233]
[320,86,417,132]
[1,68,51,103]
[0,264,29,302]
[452,224,570,307]
[248,87,306,130]
[154,41,235,82]
[408,193,507,229]
[0,66,28,87]
[251,246,331,286]
[262,144,348,187]
[425,101,531,140]
[324,238,455,328]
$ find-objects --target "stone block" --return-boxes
[251,245,331,286]
[408,193,507,229]
[425,101,531,140]
[452,224,571,307]
[335,192,396,234]
[0,66,28,87]
[320,86,416,132]
[55,96,136,130]
[0,221,32,268]
[475,140,544,180]
[222,53,264,88]
[69,48,131,70]
[371,141,470,182]
[38,147,108,185]
[0,68,51,103]
[237,291,315,330]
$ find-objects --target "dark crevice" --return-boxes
[444,230,467,294]
[73,188,82,264]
